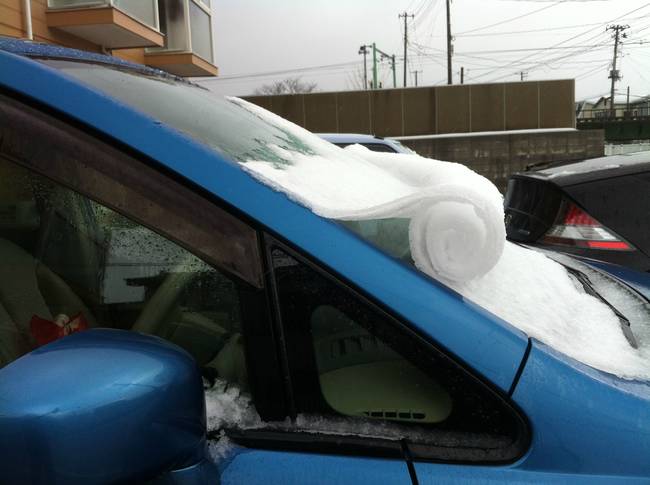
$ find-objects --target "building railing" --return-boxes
[577,108,650,121]
[47,0,160,32]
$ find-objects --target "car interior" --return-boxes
[0,156,248,391]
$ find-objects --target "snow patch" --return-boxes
[450,243,650,380]
[204,380,510,450]
[205,380,263,432]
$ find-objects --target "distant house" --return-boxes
[575,100,596,119]
[629,96,650,117]
[576,95,650,119]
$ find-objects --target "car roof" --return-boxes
[515,151,650,187]
[318,133,390,144]
[0,38,529,390]
[0,36,179,79]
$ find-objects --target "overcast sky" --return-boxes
[199,0,650,102]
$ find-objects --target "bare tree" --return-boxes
[254,77,318,95]
[346,68,371,91]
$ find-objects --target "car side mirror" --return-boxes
[0,329,218,484]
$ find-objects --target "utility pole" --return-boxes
[358,45,370,90]
[626,85,630,116]
[460,67,464,84]
[372,43,378,89]
[446,0,453,84]
[370,43,397,89]
[399,11,414,87]
[607,24,628,119]
[411,70,423,87]
[520,71,528,82]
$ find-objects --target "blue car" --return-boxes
[0,38,649,485]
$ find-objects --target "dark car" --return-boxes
[504,152,650,271]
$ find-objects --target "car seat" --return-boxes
[0,237,97,368]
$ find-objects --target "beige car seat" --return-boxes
[0,238,97,368]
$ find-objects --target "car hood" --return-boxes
[513,339,650,476]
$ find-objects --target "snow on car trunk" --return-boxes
[230,97,650,381]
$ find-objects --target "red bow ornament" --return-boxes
[30,313,89,347]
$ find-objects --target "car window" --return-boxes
[0,96,290,424]
[359,143,399,153]
[269,244,525,462]
[0,157,249,391]
[333,142,397,153]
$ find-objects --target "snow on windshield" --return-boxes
[230,97,650,380]
[451,243,650,379]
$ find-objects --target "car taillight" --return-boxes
[541,201,634,251]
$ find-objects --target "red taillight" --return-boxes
[563,204,599,226]
[541,201,634,251]
[586,241,631,250]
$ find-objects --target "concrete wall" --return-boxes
[245,79,576,137]
[400,129,604,192]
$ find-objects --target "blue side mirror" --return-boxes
[0,329,217,484]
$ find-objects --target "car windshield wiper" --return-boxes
[563,265,638,349]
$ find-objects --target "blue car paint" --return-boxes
[220,450,413,485]
[0,43,527,392]
[1,40,650,483]
[510,341,650,476]
[0,329,212,484]
[586,259,650,301]
[414,340,650,483]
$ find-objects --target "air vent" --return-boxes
[329,335,382,358]
[362,410,426,421]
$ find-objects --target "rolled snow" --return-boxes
[232,98,505,283]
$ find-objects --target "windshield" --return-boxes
[390,139,416,154]
[41,59,650,381]
[41,60,319,168]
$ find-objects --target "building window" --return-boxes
[150,0,214,63]
[48,0,160,32]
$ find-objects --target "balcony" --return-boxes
[46,0,164,49]
[145,0,217,77]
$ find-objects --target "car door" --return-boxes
[0,94,415,484]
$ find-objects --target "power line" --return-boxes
[468,2,650,82]
[455,0,569,36]
[455,19,641,38]
[201,60,362,82]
